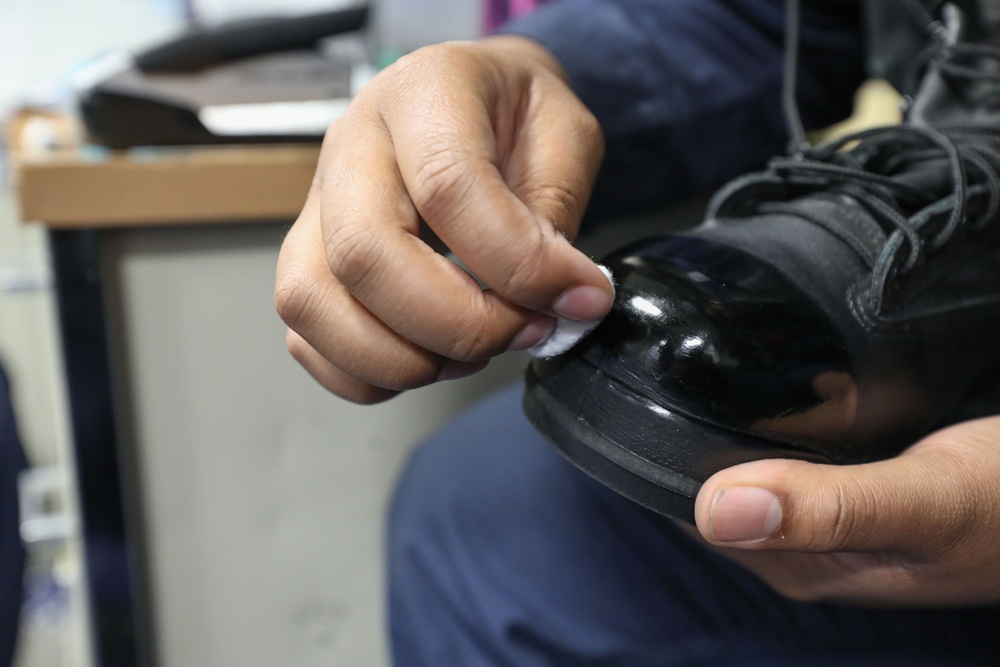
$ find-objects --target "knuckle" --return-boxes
[393,42,471,77]
[319,116,346,153]
[490,230,566,308]
[806,479,879,553]
[325,222,387,292]
[394,44,439,70]
[441,312,494,361]
[375,352,439,392]
[389,44,439,76]
[523,182,583,235]
[492,239,549,300]
[410,143,477,222]
[379,43,476,107]
[574,106,604,150]
[274,264,322,331]
[549,101,604,165]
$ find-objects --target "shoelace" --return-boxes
[707,123,1000,313]
[729,0,1000,314]
[925,10,1000,85]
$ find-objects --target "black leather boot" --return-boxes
[907,0,1000,125]
[522,4,1000,523]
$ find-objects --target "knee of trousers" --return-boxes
[387,384,618,578]
[393,386,559,533]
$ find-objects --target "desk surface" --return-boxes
[9,111,319,228]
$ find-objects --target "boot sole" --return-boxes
[523,359,830,524]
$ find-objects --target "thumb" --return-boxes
[693,447,978,556]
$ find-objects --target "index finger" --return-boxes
[383,52,613,321]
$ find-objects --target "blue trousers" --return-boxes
[389,386,1000,666]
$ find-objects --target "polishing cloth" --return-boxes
[528,265,614,358]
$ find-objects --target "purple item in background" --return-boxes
[483,0,544,33]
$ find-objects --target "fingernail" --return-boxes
[552,285,613,321]
[709,487,782,543]
[437,359,488,382]
[508,315,557,352]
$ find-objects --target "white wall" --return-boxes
[0,6,190,667]
[0,0,183,118]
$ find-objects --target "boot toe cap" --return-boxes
[531,235,855,448]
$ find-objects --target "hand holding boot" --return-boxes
[697,416,1000,605]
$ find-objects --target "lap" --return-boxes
[389,384,1000,667]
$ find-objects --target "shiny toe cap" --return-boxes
[532,235,856,451]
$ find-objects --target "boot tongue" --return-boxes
[907,2,1000,127]
[775,156,955,267]
[890,158,954,210]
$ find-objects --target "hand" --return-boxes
[275,36,612,404]
[694,416,1000,606]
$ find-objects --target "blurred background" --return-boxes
[2,3,184,667]
[0,2,529,666]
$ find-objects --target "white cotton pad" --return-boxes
[528,265,615,359]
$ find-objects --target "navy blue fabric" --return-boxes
[389,386,1000,666]
[0,363,26,667]
[500,0,866,222]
